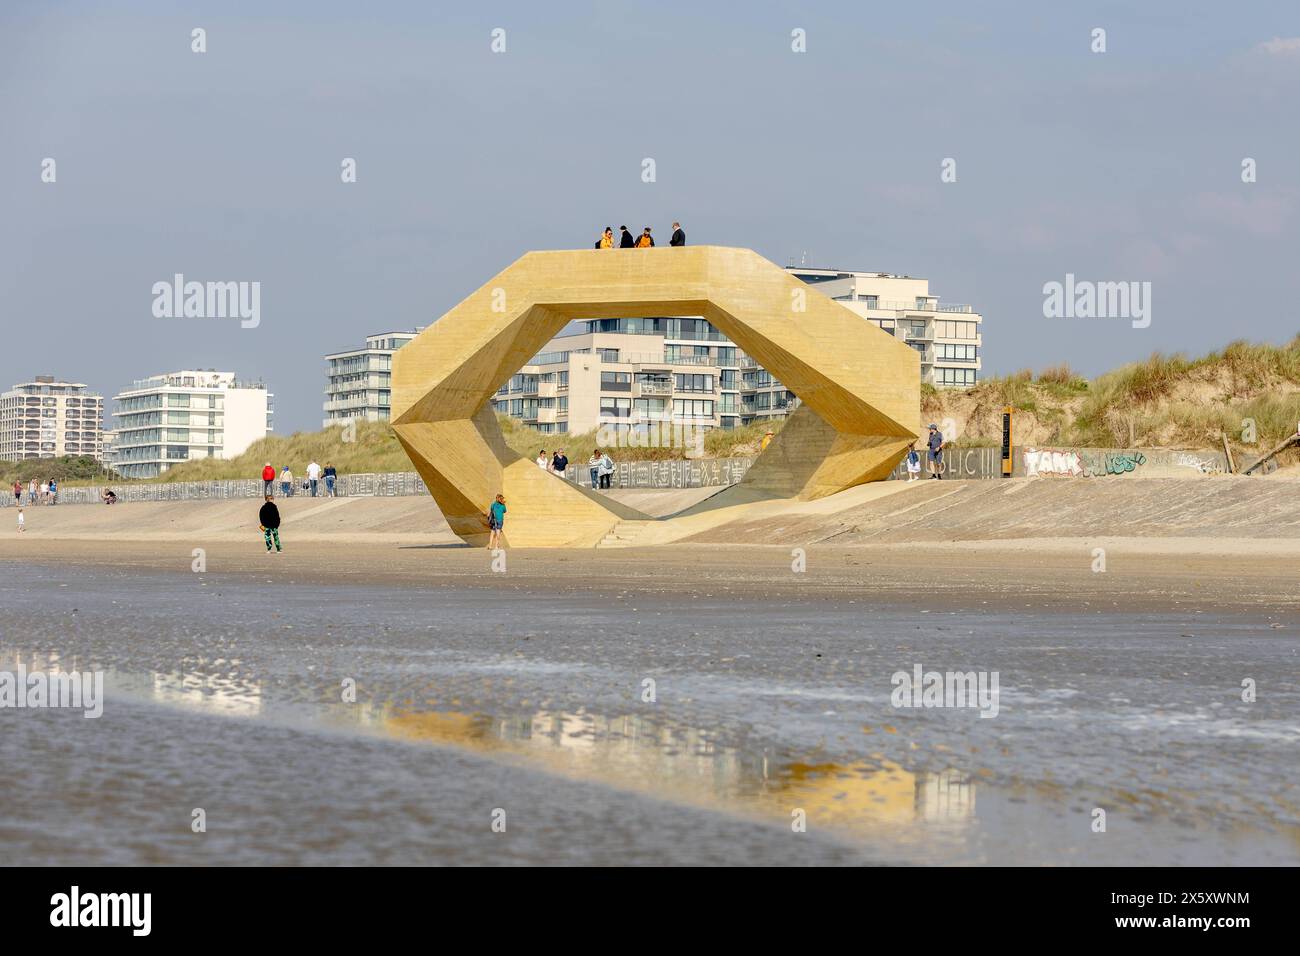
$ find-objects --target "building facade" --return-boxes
[323,330,423,427]
[786,267,983,388]
[489,266,980,439]
[0,376,106,462]
[112,370,273,479]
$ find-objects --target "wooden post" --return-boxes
[1221,432,1236,474]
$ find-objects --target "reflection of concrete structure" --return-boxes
[392,247,920,547]
[381,706,977,836]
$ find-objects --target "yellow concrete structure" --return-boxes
[391,246,920,547]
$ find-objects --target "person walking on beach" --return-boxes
[587,449,602,489]
[27,478,36,505]
[12,480,21,507]
[323,462,337,497]
[905,442,921,481]
[595,227,614,249]
[16,507,24,533]
[48,478,57,505]
[598,448,614,489]
[280,465,293,498]
[926,424,946,479]
[39,480,49,504]
[635,227,655,248]
[670,221,686,246]
[552,449,568,479]
[261,462,276,497]
[536,449,549,470]
[619,225,635,248]
[306,459,321,497]
[258,495,282,553]
[486,494,507,550]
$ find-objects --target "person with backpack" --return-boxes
[619,226,635,248]
[258,495,283,553]
[635,227,655,248]
[670,221,686,246]
[595,227,614,249]
[904,442,921,481]
[926,424,946,479]
[598,448,614,489]
[486,494,507,550]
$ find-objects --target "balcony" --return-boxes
[635,381,672,397]
[537,382,558,398]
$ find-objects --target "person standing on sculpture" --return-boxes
[619,226,635,248]
[670,222,686,246]
[596,227,614,249]
[635,227,655,248]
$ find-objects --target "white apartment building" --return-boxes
[323,330,424,427]
[0,376,106,462]
[112,370,273,479]
[787,267,983,388]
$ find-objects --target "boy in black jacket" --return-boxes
[258,495,282,553]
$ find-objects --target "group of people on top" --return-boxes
[595,222,686,249]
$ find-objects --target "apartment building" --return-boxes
[491,318,749,439]
[787,267,983,388]
[0,376,106,461]
[112,370,273,479]
[323,330,423,427]
[487,264,981,439]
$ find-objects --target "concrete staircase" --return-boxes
[597,520,656,549]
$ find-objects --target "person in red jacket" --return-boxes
[261,462,276,497]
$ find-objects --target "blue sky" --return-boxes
[3,1,1298,432]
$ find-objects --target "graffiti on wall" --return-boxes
[1024,449,1086,477]
[1024,448,1148,477]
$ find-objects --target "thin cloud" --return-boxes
[1257,37,1300,55]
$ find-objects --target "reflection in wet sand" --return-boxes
[379,707,976,842]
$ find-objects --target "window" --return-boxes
[862,295,879,308]
[600,397,631,418]
[720,369,738,389]
[936,343,978,362]
[673,399,713,418]
[935,367,977,386]
[717,347,736,365]
[634,397,668,419]
[601,371,631,391]
[674,373,714,392]
[598,348,620,362]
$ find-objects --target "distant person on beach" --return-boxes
[258,495,282,553]
[926,424,945,479]
[486,494,507,550]
[905,442,921,481]
[598,448,614,489]
[27,478,36,505]
[48,478,57,504]
[588,450,602,489]
[16,507,24,533]
[761,431,774,451]
[101,488,117,505]
[306,460,321,497]
[261,462,276,496]
[552,449,568,478]
[596,227,614,249]
[39,480,49,504]
[635,227,655,248]
[670,221,686,246]
[324,462,337,497]
[536,449,549,470]
[12,481,21,506]
[280,466,293,498]
[619,225,635,248]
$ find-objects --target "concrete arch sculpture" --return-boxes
[391,247,920,547]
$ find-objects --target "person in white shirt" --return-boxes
[598,450,614,489]
[306,460,321,497]
[28,479,36,505]
[16,507,24,532]
[536,449,549,471]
